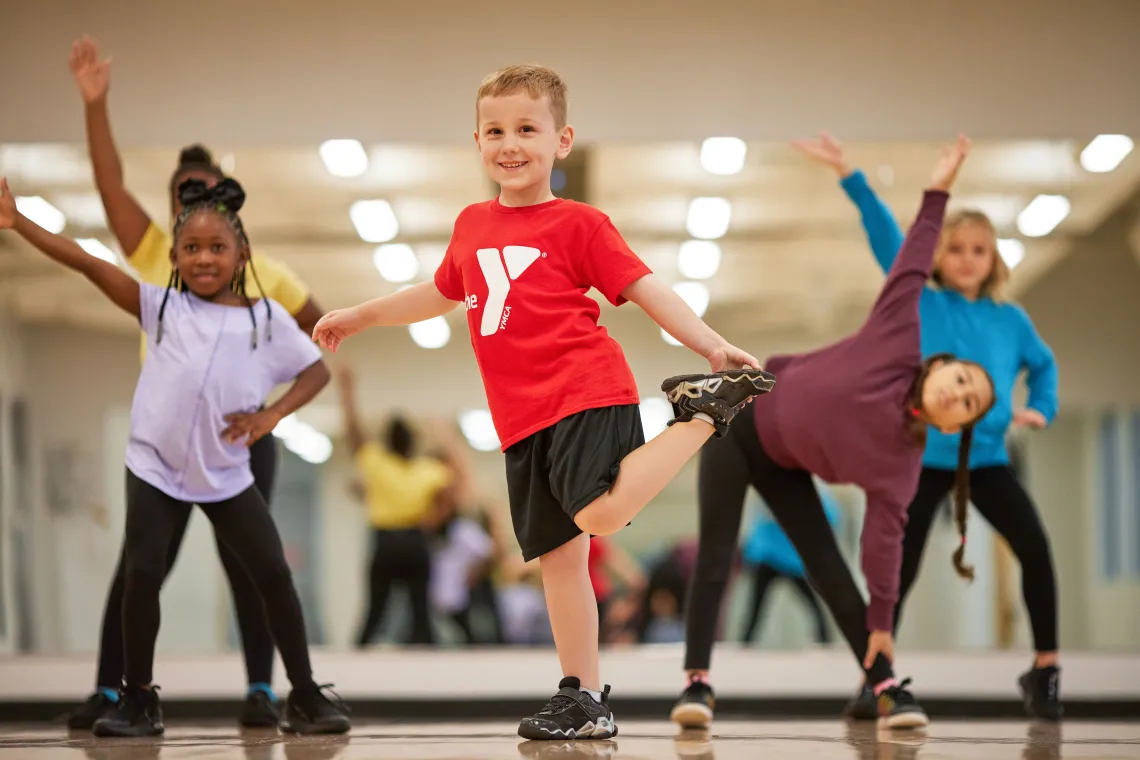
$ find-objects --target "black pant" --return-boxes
[895,465,1058,652]
[684,409,893,685]
[96,435,279,690]
[741,563,832,645]
[356,528,434,646]
[120,470,312,689]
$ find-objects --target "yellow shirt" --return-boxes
[356,442,453,529]
[131,222,311,362]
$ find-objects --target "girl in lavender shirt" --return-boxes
[0,176,349,738]
[673,138,995,731]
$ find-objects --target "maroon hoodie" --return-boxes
[754,190,949,631]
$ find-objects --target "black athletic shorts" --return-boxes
[505,404,646,562]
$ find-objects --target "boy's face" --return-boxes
[475,92,573,200]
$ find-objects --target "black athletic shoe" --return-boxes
[518,677,617,740]
[283,683,351,735]
[843,683,879,721]
[876,678,929,729]
[1019,666,1063,722]
[670,679,715,729]
[65,691,120,730]
[240,690,282,728]
[662,369,776,437]
[92,685,164,737]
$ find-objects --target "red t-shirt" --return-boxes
[434,198,651,450]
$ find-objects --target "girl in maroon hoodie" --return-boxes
[672,137,994,731]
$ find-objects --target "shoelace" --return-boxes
[313,683,351,714]
[887,677,917,705]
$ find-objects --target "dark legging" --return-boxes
[121,469,313,689]
[894,465,1058,652]
[356,528,435,646]
[741,563,832,645]
[684,409,894,685]
[95,435,278,690]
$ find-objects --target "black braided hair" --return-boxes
[169,145,224,209]
[158,177,271,350]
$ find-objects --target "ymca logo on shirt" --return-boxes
[463,246,545,336]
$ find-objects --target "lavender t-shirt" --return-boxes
[125,282,321,503]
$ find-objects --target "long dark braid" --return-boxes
[158,177,269,349]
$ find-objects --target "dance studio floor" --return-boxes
[1,720,1138,760]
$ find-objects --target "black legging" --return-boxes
[684,409,894,685]
[356,528,434,646]
[121,469,313,689]
[741,563,832,645]
[895,465,1058,652]
[95,434,278,691]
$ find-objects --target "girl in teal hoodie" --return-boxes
[792,133,1061,722]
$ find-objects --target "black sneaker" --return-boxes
[843,683,879,721]
[283,683,351,735]
[669,678,715,729]
[65,691,120,730]
[1019,666,1063,722]
[240,689,282,728]
[518,677,617,741]
[662,369,776,437]
[92,685,164,737]
[876,678,929,730]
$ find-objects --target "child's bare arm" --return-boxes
[312,281,457,352]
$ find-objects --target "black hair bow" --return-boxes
[177,176,246,213]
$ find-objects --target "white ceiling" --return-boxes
[2,139,1138,340]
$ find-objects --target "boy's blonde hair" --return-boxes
[932,210,1010,300]
[476,64,568,129]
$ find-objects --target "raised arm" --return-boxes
[792,132,905,273]
[69,36,153,257]
[1,178,140,319]
[335,365,367,454]
[866,136,969,325]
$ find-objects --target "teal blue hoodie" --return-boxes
[840,170,1058,470]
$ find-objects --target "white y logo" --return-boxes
[475,246,542,336]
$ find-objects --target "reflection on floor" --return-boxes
[0,720,1136,759]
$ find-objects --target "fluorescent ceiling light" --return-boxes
[996,238,1025,269]
[677,240,722,280]
[458,409,500,452]
[55,193,107,228]
[408,316,450,349]
[673,281,710,318]
[686,197,732,240]
[75,238,117,264]
[372,243,419,283]
[1016,195,1070,238]
[15,196,66,233]
[1080,134,1133,173]
[319,139,369,178]
[700,137,747,175]
[350,199,398,243]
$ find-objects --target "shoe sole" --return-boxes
[661,370,777,400]
[878,711,929,730]
[670,702,713,729]
[517,720,617,741]
[1018,674,1063,722]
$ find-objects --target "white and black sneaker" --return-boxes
[518,677,617,741]
[662,369,776,437]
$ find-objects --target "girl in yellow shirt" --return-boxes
[64,36,325,731]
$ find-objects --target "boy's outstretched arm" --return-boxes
[312,281,458,352]
[621,274,759,372]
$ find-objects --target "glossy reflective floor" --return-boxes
[2,721,1137,759]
